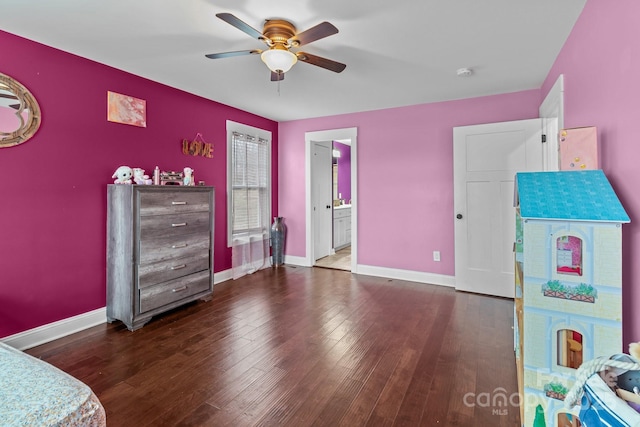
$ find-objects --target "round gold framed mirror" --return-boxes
[0,72,41,148]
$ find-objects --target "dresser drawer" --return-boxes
[138,252,210,289]
[139,190,210,216]
[139,211,210,239]
[139,270,211,313]
[333,207,351,219]
[139,233,210,264]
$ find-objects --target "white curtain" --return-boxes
[230,132,270,279]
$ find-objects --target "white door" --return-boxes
[454,119,544,298]
[539,74,564,172]
[312,142,333,260]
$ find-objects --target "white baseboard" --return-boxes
[214,268,233,284]
[355,264,455,288]
[283,255,455,288]
[1,308,107,351]
[2,270,236,351]
[284,254,312,267]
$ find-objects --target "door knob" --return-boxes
[326,205,331,209]
[456,214,463,219]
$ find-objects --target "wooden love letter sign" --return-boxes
[182,133,213,158]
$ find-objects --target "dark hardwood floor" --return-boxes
[26,266,520,426]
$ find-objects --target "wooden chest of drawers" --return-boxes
[107,185,214,331]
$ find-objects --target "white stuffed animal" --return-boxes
[112,166,133,184]
[132,168,152,185]
[183,167,194,186]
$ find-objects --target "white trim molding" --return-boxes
[539,74,564,171]
[280,258,456,288]
[356,265,455,288]
[225,120,272,248]
[305,127,358,271]
[284,254,312,267]
[1,308,107,351]
[2,271,237,351]
[214,269,234,285]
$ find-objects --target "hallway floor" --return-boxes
[315,246,351,271]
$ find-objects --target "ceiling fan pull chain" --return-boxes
[276,71,284,96]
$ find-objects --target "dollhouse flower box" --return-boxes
[542,281,597,304]
[544,382,568,401]
[568,294,596,303]
[545,391,566,400]
[543,290,567,299]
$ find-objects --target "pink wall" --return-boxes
[0,30,278,338]
[278,90,541,274]
[7,0,637,348]
[542,0,640,346]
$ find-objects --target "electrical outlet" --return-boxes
[433,251,440,262]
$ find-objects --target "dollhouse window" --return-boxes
[557,329,583,369]
[556,236,583,276]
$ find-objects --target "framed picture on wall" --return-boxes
[107,91,146,127]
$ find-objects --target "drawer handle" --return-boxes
[171,243,188,249]
[172,286,188,293]
[171,264,186,270]
[172,201,187,205]
[171,222,187,227]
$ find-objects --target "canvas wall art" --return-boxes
[107,91,146,127]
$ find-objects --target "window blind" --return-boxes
[231,132,270,236]
[227,124,271,280]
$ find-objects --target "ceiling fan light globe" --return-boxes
[261,48,297,73]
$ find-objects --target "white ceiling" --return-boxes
[1,0,586,122]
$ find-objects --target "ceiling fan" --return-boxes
[205,13,346,81]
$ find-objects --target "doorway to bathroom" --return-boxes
[305,127,358,272]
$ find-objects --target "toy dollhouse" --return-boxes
[514,170,630,427]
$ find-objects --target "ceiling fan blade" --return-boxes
[290,21,338,46]
[205,50,261,59]
[271,71,285,82]
[296,52,346,73]
[216,13,264,40]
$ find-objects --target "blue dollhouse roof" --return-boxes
[515,170,630,223]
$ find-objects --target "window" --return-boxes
[226,121,271,247]
[556,235,583,276]
[557,329,583,369]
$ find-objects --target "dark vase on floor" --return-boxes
[271,217,286,267]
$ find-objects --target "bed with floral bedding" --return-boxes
[0,342,106,426]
